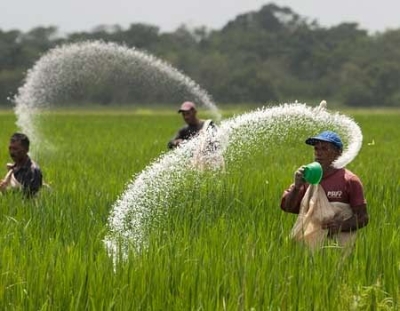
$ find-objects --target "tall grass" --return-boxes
[0,109,399,310]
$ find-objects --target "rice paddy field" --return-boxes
[0,107,399,310]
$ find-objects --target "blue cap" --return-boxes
[305,131,343,150]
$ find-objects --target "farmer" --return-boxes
[280,131,368,249]
[0,132,43,197]
[167,101,215,149]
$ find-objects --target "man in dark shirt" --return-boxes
[0,133,43,197]
[167,101,214,149]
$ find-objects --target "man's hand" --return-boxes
[173,139,183,147]
[321,217,343,235]
[0,180,8,192]
[294,166,306,189]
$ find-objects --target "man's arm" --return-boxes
[168,137,184,149]
[280,185,306,213]
[0,168,13,193]
[280,166,307,213]
[167,127,186,149]
[322,204,369,234]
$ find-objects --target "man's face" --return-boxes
[313,141,341,169]
[9,140,28,163]
[181,109,197,125]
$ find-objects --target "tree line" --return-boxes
[1,3,399,107]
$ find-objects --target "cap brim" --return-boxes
[305,137,326,145]
[305,137,342,149]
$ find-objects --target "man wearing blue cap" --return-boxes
[280,131,368,246]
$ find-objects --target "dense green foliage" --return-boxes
[0,108,399,310]
[1,4,400,107]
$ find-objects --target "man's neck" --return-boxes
[14,156,29,168]
[188,118,202,127]
[323,166,339,177]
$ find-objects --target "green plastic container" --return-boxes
[303,162,323,184]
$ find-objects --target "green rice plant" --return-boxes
[0,108,398,310]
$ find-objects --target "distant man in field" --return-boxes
[167,101,215,149]
[167,101,224,170]
[280,131,368,250]
[0,132,43,197]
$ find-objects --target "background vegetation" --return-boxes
[1,3,400,108]
[0,108,399,310]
